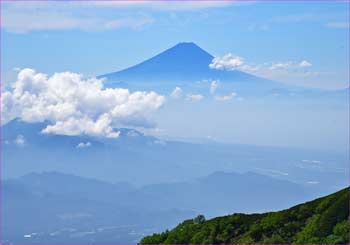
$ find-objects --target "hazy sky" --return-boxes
[1,1,349,89]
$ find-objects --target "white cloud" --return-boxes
[215,92,237,101]
[299,60,312,67]
[2,1,235,33]
[209,53,329,87]
[270,61,311,70]
[306,181,320,184]
[210,80,219,94]
[14,134,25,146]
[42,115,121,138]
[2,69,165,138]
[186,93,204,102]
[170,87,183,99]
[76,141,92,149]
[210,53,313,73]
[269,62,292,70]
[269,60,312,70]
[326,22,350,29]
[209,53,244,71]
[302,159,321,164]
[2,11,154,33]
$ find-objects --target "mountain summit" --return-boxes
[100,42,261,86]
[124,42,214,73]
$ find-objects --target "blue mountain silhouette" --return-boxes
[99,42,273,88]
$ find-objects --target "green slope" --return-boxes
[140,187,349,244]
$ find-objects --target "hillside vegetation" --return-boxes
[140,187,349,244]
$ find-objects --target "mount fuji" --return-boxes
[99,42,346,99]
[99,42,287,95]
[101,42,260,82]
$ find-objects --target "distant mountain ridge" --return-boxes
[133,170,315,216]
[2,172,194,244]
[3,170,317,215]
[2,118,347,190]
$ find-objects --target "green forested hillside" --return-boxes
[140,187,349,244]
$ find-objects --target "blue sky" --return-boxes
[1,1,349,151]
[1,1,349,89]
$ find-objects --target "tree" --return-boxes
[194,215,206,224]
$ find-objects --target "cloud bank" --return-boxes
[210,54,313,72]
[2,1,234,33]
[209,53,323,88]
[1,69,165,138]
[2,12,154,33]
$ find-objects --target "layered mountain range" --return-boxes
[2,42,348,244]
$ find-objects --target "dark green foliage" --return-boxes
[193,215,206,224]
[140,188,350,244]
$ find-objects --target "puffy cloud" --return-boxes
[210,80,219,94]
[209,53,338,88]
[215,92,237,101]
[170,87,183,99]
[76,141,92,149]
[186,93,204,102]
[209,53,244,71]
[210,53,313,73]
[42,114,121,138]
[299,60,312,67]
[2,68,165,138]
[269,60,312,70]
[14,134,25,146]
[270,60,312,70]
